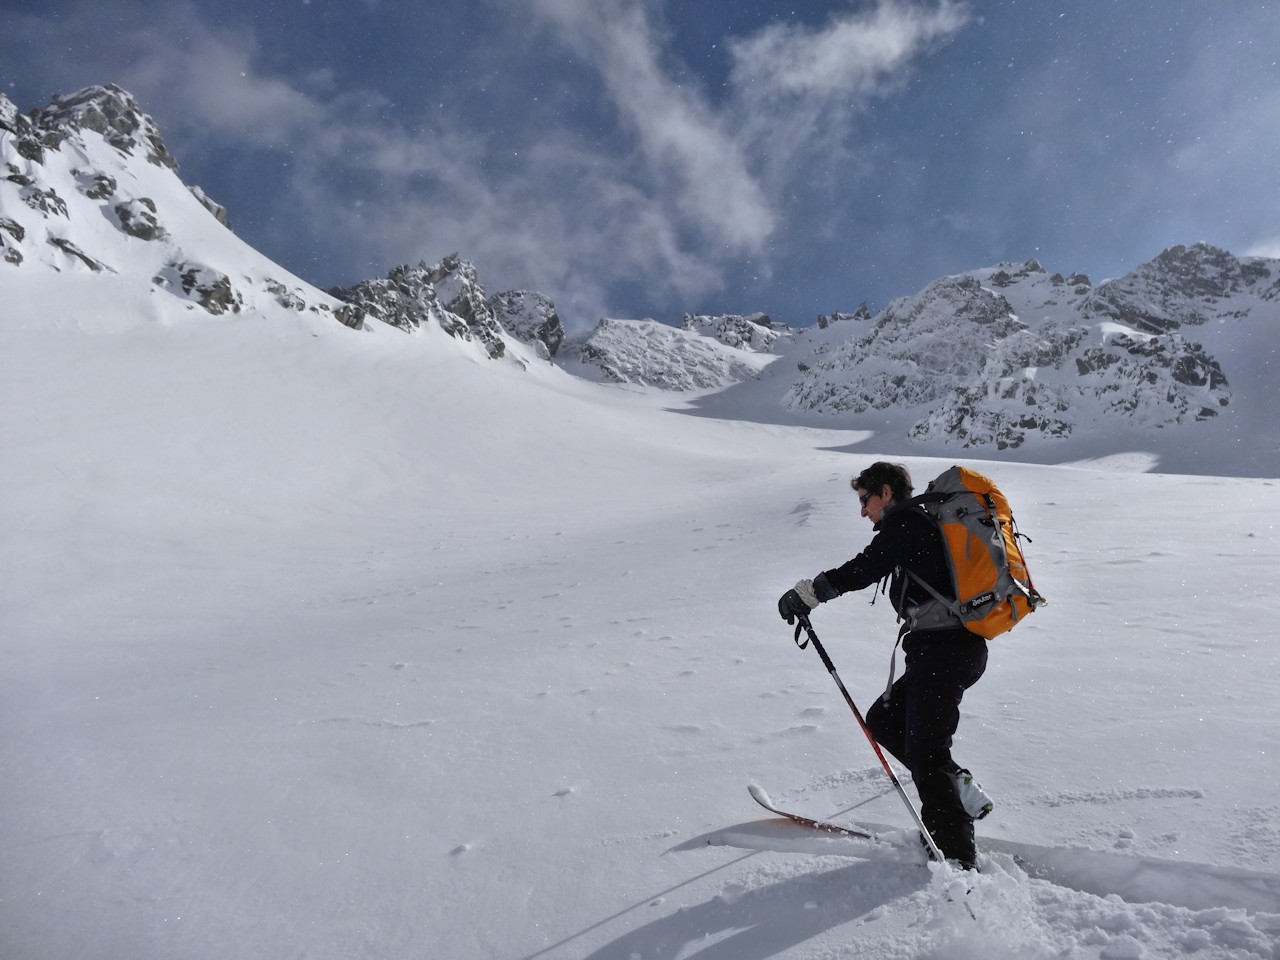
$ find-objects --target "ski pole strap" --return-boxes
[793,619,809,650]
[795,617,837,674]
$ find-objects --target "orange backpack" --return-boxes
[898,466,1045,639]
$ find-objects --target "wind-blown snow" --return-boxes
[3,267,1279,960]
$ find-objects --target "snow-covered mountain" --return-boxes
[551,248,1276,472]
[683,251,1278,475]
[0,84,561,365]
[3,84,1278,475]
[784,253,1254,447]
[560,316,777,389]
[0,85,361,326]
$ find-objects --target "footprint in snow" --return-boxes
[777,724,820,737]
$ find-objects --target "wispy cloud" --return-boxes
[729,0,970,99]
[724,0,972,213]
[529,0,776,254]
[523,0,972,316]
[3,0,972,328]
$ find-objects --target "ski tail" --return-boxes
[748,784,877,840]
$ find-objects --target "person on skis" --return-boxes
[777,461,992,870]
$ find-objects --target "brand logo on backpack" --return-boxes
[900,466,1046,640]
[962,590,998,612]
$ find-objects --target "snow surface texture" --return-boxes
[6,282,1280,960]
[4,85,1280,960]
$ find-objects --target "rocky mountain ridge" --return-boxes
[779,252,1261,449]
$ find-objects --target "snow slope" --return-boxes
[3,267,1280,960]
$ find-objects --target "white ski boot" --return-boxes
[954,769,993,820]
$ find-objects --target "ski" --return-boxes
[748,784,879,841]
[743,784,978,916]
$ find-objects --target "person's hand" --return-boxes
[778,578,821,624]
[778,588,811,625]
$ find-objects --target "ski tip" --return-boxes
[748,783,770,806]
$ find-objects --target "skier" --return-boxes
[777,461,992,870]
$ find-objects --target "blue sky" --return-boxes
[4,0,1278,331]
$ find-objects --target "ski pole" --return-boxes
[793,615,947,865]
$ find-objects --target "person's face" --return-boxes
[856,483,893,524]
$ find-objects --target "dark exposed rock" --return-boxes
[188,185,231,229]
[679,311,780,351]
[488,290,565,358]
[32,84,179,171]
[785,247,1251,449]
[114,198,164,240]
[153,261,243,314]
[49,237,105,272]
[818,303,872,327]
[22,185,68,218]
[1083,243,1278,332]
[329,254,507,357]
[76,171,117,200]
[1,216,24,265]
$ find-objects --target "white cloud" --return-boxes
[529,0,775,252]
[124,35,327,148]
[725,0,971,191]
[728,0,970,99]
[1245,238,1280,260]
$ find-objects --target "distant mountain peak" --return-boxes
[330,253,569,363]
[565,316,774,390]
[1082,242,1279,334]
[774,248,1263,450]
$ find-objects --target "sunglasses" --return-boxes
[858,491,874,507]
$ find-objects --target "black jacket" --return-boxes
[821,503,954,616]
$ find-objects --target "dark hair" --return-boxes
[852,461,913,503]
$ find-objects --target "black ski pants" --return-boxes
[865,627,988,866]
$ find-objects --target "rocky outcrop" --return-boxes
[679,312,782,351]
[1,85,529,351]
[488,290,565,359]
[1083,243,1279,333]
[114,197,165,240]
[30,84,179,171]
[1,85,231,271]
[153,261,243,315]
[816,303,872,328]
[785,274,1029,415]
[329,254,508,357]
[568,318,765,390]
[188,185,230,229]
